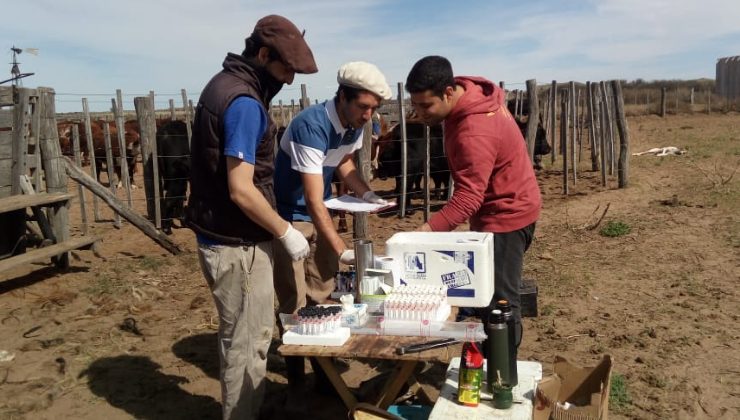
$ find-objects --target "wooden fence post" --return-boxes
[82,98,100,221]
[10,88,30,196]
[300,84,309,110]
[113,92,132,205]
[611,80,630,188]
[525,79,539,163]
[169,99,176,120]
[598,87,608,187]
[660,87,667,117]
[423,125,431,220]
[38,88,70,268]
[181,89,192,144]
[587,82,599,171]
[398,83,408,218]
[103,122,121,228]
[72,125,88,233]
[569,82,577,185]
[550,80,557,164]
[353,121,373,239]
[134,96,159,224]
[707,90,711,114]
[560,91,568,195]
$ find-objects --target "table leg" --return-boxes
[376,360,418,409]
[313,356,358,409]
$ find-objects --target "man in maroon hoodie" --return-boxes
[405,55,541,349]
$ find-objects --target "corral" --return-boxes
[0,83,738,419]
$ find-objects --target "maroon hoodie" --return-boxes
[427,76,541,233]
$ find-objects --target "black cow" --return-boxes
[508,102,551,170]
[375,122,449,211]
[156,120,190,234]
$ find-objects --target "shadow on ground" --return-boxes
[80,355,221,420]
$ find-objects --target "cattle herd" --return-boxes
[56,118,190,233]
[54,108,550,233]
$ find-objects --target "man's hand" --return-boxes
[339,249,355,265]
[417,223,433,232]
[278,224,310,261]
[362,190,388,205]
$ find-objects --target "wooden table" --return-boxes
[278,334,456,410]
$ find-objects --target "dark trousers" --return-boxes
[461,223,535,346]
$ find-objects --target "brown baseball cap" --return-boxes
[251,15,318,74]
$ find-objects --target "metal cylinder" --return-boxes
[485,309,510,392]
[353,239,374,303]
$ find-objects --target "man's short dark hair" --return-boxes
[406,56,454,97]
[336,84,363,103]
[242,36,280,61]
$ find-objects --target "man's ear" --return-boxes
[256,47,270,65]
[444,85,455,101]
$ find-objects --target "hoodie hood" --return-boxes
[447,76,504,124]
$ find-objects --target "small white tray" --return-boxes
[282,326,351,346]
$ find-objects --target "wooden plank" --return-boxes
[30,95,42,191]
[63,156,182,255]
[11,89,30,195]
[0,131,11,159]
[0,109,12,127]
[279,335,455,362]
[313,357,359,409]
[0,192,75,213]
[0,235,100,273]
[376,360,418,409]
[0,87,12,106]
[19,175,57,245]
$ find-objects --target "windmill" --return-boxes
[0,46,38,86]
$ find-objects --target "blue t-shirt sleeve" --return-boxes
[223,96,267,164]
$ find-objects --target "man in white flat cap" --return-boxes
[272,61,391,403]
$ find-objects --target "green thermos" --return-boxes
[485,309,510,392]
[495,299,518,387]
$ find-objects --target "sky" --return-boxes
[3,0,740,113]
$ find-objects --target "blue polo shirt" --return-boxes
[274,99,363,221]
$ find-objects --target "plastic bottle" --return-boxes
[485,309,510,392]
[457,341,484,407]
[495,299,518,387]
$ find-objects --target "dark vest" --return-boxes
[186,53,278,244]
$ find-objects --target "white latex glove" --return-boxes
[362,190,388,205]
[278,224,310,261]
[339,249,355,265]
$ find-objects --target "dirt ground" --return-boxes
[1,112,738,419]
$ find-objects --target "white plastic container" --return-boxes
[384,232,494,308]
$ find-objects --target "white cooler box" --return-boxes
[384,232,494,307]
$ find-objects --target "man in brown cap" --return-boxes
[185,14,316,420]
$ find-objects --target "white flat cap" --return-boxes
[337,61,392,100]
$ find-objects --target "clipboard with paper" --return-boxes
[324,194,397,213]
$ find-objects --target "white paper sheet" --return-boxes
[324,194,396,213]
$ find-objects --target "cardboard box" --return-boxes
[534,355,613,420]
[384,232,494,308]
